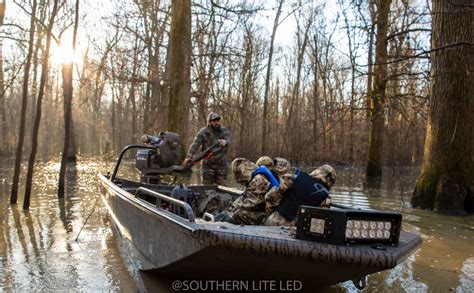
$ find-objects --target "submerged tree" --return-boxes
[23,0,59,210]
[10,0,37,204]
[366,0,392,179]
[0,0,6,155]
[58,0,79,198]
[412,0,474,214]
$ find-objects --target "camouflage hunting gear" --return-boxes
[273,157,291,176]
[264,211,293,226]
[216,173,272,225]
[265,165,336,218]
[202,163,228,185]
[207,112,221,121]
[309,164,337,188]
[230,209,267,225]
[231,158,257,184]
[256,156,274,169]
[192,189,234,217]
[186,122,231,185]
[233,174,271,210]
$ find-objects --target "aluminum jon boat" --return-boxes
[98,172,422,289]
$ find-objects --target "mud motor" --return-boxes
[135,132,182,183]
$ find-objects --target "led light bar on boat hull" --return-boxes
[295,206,402,246]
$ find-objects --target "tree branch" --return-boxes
[358,42,474,67]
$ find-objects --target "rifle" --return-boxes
[162,141,223,173]
[189,141,222,164]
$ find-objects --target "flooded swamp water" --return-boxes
[0,159,473,292]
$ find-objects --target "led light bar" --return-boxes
[295,205,402,246]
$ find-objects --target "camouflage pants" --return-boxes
[192,190,234,217]
[215,209,267,225]
[202,160,228,185]
[264,211,293,227]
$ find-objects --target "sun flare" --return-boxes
[50,34,83,66]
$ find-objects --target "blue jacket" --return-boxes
[251,166,280,189]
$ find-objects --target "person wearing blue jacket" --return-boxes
[215,157,279,225]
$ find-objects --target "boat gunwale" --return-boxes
[99,173,198,231]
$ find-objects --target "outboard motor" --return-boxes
[135,131,181,183]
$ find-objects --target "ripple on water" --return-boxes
[459,257,474,292]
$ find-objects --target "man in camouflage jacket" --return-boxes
[184,112,231,185]
[215,158,272,225]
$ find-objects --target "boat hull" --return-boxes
[98,174,422,286]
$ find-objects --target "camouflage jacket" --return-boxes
[265,171,331,212]
[232,174,271,211]
[265,172,295,211]
[186,125,231,163]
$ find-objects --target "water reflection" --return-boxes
[0,160,473,292]
[0,159,140,291]
[460,257,474,292]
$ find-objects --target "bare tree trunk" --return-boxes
[165,0,191,157]
[67,0,79,162]
[262,0,283,155]
[10,0,37,204]
[111,63,116,153]
[28,0,47,144]
[365,0,376,120]
[57,63,73,198]
[0,0,7,155]
[67,120,77,161]
[366,0,391,179]
[412,0,474,214]
[310,34,319,161]
[340,0,356,163]
[129,33,140,143]
[285,13,311,159]
[58,0,79,197]
[23,0,59,210]
[238,27,254,158]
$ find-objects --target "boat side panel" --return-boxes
[154,245,380,286]
[152,230,421,285]
[99,175,206,270]
[190,228,421,272]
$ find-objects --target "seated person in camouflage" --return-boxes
[256,156,291,180]
[183,112,230,185]
[272,157,291,177]
[214,157,279,225]
[264,165,336,226]
[255,156,281,184]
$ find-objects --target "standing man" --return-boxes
[183,112,230,185]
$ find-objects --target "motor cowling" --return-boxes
[135,132,181,182]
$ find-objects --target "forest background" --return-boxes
[0,0,432,165]
[1,0,472,213]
